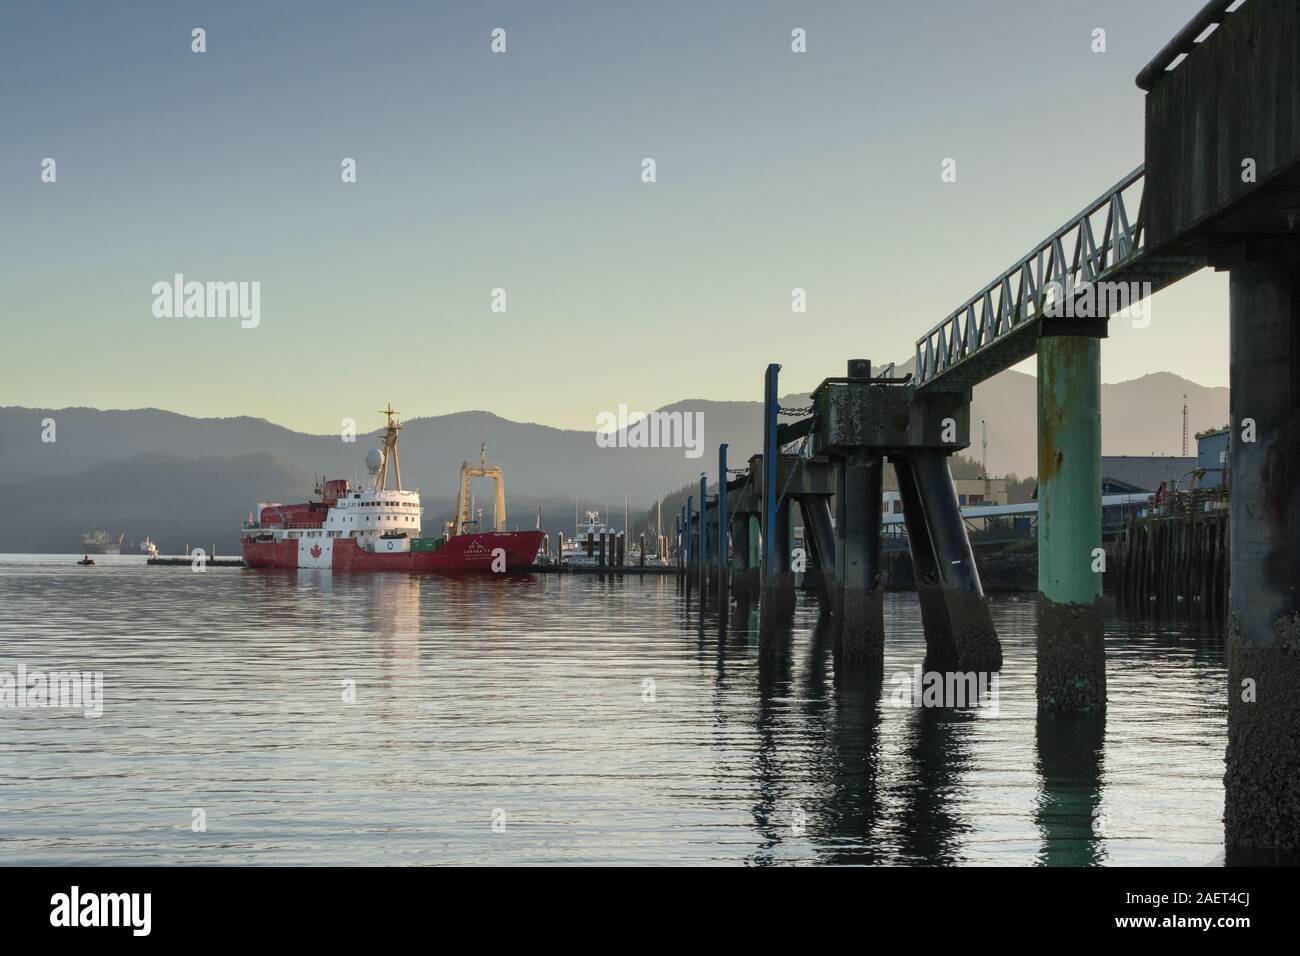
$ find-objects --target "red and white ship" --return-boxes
[240,405,544,572]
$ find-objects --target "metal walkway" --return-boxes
[913,166,1204,392]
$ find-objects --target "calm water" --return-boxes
[0,554,1227,865]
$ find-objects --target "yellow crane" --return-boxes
[447,442,506,536]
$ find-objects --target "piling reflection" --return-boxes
[4,553,1233,864]
[810,613,886,865]
[719,598,892,865]
[803,609,836,701]
[749,609,796,864]
[891,704,976,865]
[1034,712,1106,866]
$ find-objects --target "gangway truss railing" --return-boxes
[913,165,1203,391]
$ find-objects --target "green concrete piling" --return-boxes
[1036,333,1105,711]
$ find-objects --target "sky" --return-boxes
[0,0,1223,434]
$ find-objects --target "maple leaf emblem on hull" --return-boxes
[310,545,322,558]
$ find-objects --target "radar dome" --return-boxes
[365,448,385,474]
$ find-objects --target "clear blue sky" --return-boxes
[0,0,1221,432]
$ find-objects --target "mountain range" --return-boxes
[0,364,1227,553]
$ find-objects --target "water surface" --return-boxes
[0,555,1227,865]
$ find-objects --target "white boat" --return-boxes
[562,511,621,564]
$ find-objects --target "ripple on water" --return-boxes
[0,555,1226,865]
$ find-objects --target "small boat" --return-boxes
[77,556,95,566]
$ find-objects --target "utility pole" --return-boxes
[1182,394,1189,457]
[982,419,989,499]
[623,481,628,537]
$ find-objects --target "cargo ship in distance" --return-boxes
[240,404,544,572]
[80,528,124,555]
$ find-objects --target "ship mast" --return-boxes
[376,403,402,491]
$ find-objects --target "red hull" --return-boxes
[241,531,544,572]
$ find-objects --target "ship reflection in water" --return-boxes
[0,554,1226,865]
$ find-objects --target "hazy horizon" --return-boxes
[3,365,1227,437]
[2,0,1222,433]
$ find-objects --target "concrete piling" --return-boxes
[834,453,885,667]
[760,496,797,643]
[1036,333,1105,711]
[800,494,837,613]
[909,451,1001,671]
[730,511,761,603]
[808,358,1000,674]
[1224,239,1300,861]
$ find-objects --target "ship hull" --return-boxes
[81,544,121,556]
[241,531,544,572]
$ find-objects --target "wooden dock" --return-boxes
[1112,492,1228,618]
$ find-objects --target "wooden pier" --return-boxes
[1112,490,1229,618]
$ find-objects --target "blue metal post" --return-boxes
[698,473,708,572]
[676,512,683,568]
[685,496,693,569]
[718,443,729,575]
[762,363,781,580]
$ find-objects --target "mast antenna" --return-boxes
[1182,394,1189,457]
